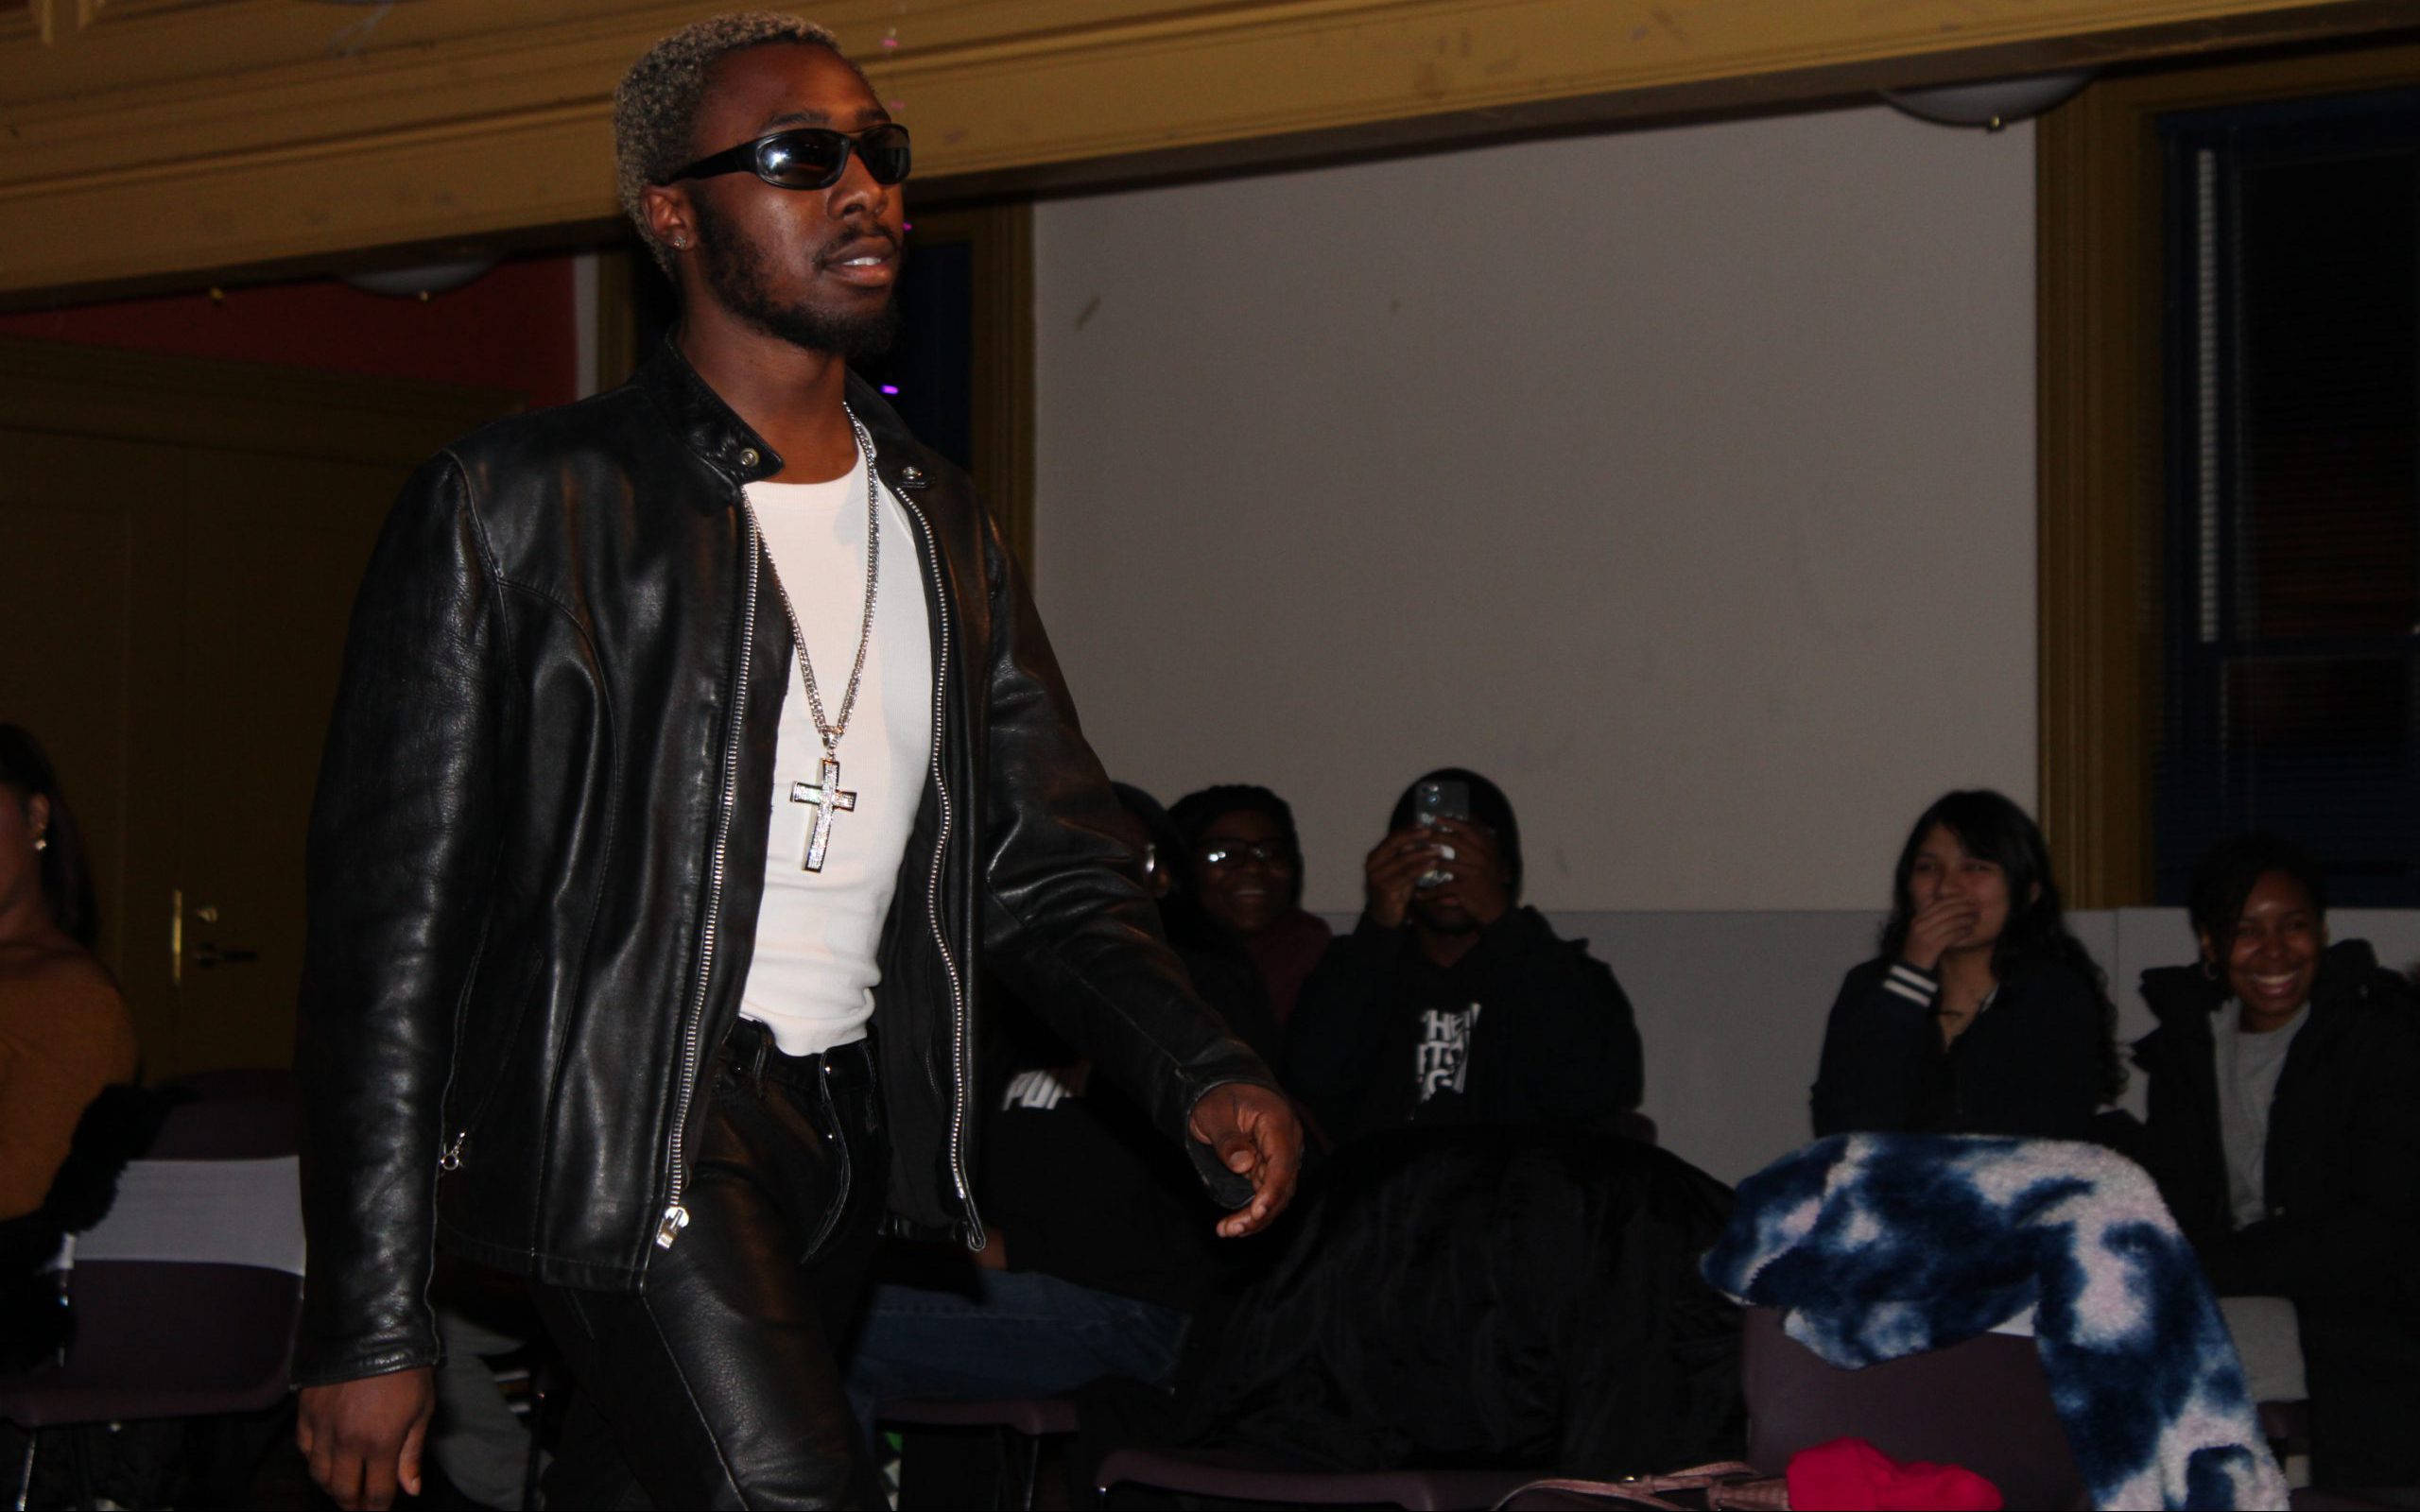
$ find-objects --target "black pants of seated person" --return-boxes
[530,1026,887,1510]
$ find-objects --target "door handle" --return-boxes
[192,944,260,969]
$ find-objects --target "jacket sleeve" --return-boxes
[968,512,1275,1200]
[292,455,505,1386]
[1809,961,1939,1136]
[1283,916,1406,1139]
[2201,1001,2420,1303]
[1470,908,1643,1121]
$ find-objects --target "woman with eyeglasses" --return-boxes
[1810,789,2121,1140]
[1169,785,1332,1031]
[0,725,137,1222]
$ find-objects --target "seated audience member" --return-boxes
[843,785,1245,1423]
[2118,834,2420,1487]
[1286,768,1642,1144]
[1120,784,1283,1067]
[1170,785,1332,1028]
[0,725,137,1221]
[1811,789,2119,1140]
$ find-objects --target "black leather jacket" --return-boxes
[293,344,1273,1387]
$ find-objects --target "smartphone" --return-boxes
[1411,779,1469,888]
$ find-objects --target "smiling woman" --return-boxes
[2119,832,2420,1486]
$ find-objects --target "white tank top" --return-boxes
[738,455,933,1057]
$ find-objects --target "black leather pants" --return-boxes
[530,1023,889,1510]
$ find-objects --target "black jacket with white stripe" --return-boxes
[1808,956,2102,1139]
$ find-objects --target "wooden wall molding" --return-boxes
[5,0,2417,301]
[2035,39,2420,906]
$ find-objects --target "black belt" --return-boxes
[723,1017,875,1095]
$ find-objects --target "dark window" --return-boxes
[2156,90,2420,905]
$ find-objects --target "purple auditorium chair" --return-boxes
[1740,1305,2085,1510]
[0,1070,302,1509]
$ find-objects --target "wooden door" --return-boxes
[0,338,516,1076]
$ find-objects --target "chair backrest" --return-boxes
[1740,1307,2086,1511]
[73,1069,302,1274]
[0,1071,304,1427]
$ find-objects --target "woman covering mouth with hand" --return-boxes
[1810,789,2123,1140]
[2116,833,2420,1489]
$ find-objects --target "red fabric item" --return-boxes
[1786,1436,2002,1511]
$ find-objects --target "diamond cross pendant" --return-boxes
[789,755,858,872]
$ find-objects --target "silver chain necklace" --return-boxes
[765,405,879,872]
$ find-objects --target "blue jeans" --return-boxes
[845,1269,1190,1432]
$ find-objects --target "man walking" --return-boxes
[291,15,1299,1508]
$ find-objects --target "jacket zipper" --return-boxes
[895,484,982,1248]
[657,503,762,1249]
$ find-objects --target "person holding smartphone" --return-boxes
[1809,789,2121,1139]
[1285,768,1643,1144]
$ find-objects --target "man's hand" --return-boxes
[1188,1083,1303,1238]
[1424,819,1512,927]
[297,1366,435,1512]
[1363,828,1443,929]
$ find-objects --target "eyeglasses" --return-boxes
[660,123,913,192]
[1199,840,1295,869]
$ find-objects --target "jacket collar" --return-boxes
[636,337,783,500]
[635,335,939,507]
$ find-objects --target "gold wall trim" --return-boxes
[5,0,2415,301]
[2035,40,2420,906]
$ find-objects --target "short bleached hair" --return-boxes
[614,12,846,274]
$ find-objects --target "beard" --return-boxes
[693,197,900,364]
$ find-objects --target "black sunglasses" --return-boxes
[660,123,912,192]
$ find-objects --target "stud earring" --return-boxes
[31,833,45,852]
[672,235,689,249]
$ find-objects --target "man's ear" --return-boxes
[641,182,697,258]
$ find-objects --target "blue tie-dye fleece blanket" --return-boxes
[1703,1134,2288,1511]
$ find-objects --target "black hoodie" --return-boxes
[1285,908,1641,1146]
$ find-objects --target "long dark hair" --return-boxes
[1879,789,2124,1102]
[0,724,99,949]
